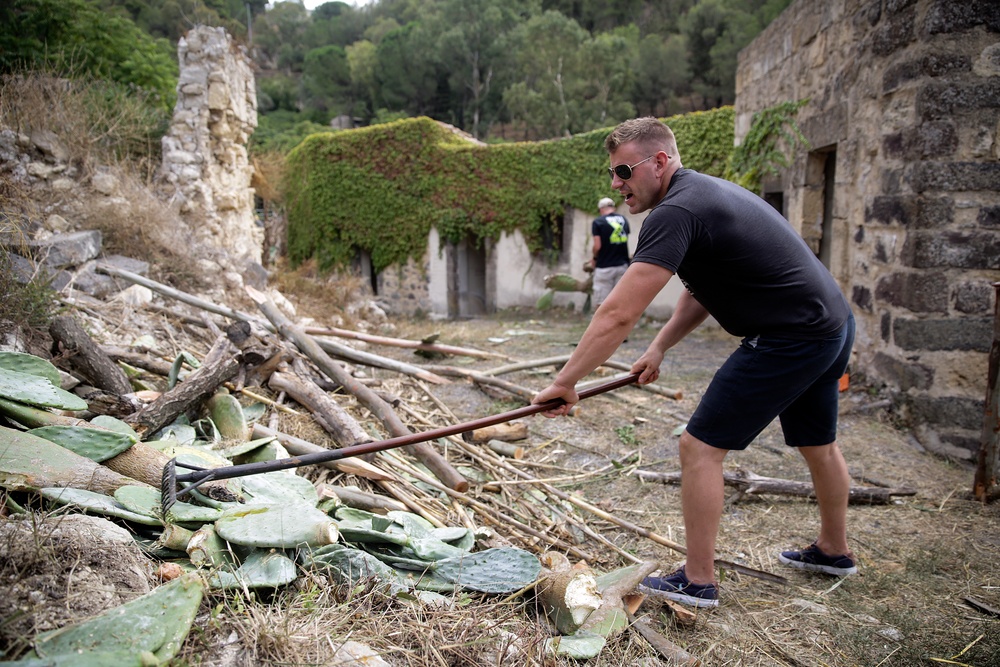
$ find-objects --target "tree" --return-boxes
[633,33,691,116]
[436,0,535,139]
[346,39,379,120]
[502,11,589,138]
[252,1,310,72]
[576,27,637,129]
[374,21,442,117]
[0,0,178,109]
[301,44,352,120]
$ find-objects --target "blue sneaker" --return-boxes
[778,543,857,576]
[638,568,719,608]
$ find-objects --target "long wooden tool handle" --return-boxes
[175,373,640,484]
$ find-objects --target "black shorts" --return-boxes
[686,313,855,451]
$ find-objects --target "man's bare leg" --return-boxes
[797,442,851,556]
[678,431,729,584]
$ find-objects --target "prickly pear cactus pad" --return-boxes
[215,503,339,548]
[209,549,298,590]
[430,547,542,593]
[40,487,163,526]
[0,351,62,386]
[0,366,88,411]
[29,425,137,462]
[24,572,205,664]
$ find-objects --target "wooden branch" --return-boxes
[482,354,683,400]
[303,326,512,360]
[96,263,262,326]
[50,315,132,395]
[250,424,396,482]
[476,451,787,584]
[268,367,371,447]
[311,336,449,385]
[317,483,409,514]
[628,612,702,666]
[632,467,917,505]
[124,336,241,439]
[424,365,538,401]
[247,286,468,493]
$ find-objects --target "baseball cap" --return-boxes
[598,197,615,209]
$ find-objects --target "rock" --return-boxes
[29,230,102,269]
[90,171,119,196]
[29,128,70,162]
[45,214,70,233]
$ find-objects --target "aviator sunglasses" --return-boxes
[608,155,654,180]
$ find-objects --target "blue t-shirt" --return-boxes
[631,169,850,338]
[592,213,630,268]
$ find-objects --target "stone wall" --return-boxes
[735,0,1000,458]
[158,26,261,273]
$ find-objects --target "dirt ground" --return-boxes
[3,304,1000,666]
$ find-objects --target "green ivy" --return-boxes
[726,99,810,193]
[284,108,736,273]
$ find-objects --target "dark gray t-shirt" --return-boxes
[631,169,850,339]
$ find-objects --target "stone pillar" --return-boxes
[158,25,261,270]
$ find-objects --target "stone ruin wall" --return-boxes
[158,26,262,275]
[735,0,1000,458]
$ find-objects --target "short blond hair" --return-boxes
[604,117,680,160]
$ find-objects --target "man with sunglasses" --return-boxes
[532,116,856,609]
[590,197,631,309]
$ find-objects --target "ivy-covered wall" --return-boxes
[284,108,736,274]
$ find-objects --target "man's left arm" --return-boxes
[533,261,673,414]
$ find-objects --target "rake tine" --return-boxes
[160,458,178,514]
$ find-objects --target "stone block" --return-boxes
[873,351,933,391]
[917,80,1000,121]
[911,162,1000,192]
[922,0,1000,36]
[865,195,955,229]
[852,284,873,311]
[902,229,1000,269]
[875,271,948,313]
[907,393,985,432]
[28,230,102,269]
[865,195,914,226]
[102,254,150,276]
[883,121,957,159]
[893,316,992,351]
[953,280,995,314]
[977,205,1000,227]
[883,54,971,93]
[871,5,916,57]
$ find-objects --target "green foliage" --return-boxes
[251,111,333,153]
[0,0,179,110]
[726,98,810,193]
[284,107,735,274]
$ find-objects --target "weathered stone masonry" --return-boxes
[736,0,1000,458]
[158,26,262,272]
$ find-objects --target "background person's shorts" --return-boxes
[686,313,855,451]
[592,264,628,306]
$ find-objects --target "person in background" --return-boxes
[533,117,856,609]
[590,197,630,309]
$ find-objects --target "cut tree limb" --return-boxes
[124,335,241,439]
[247,286,469,493]
[250,423,396,482]
[303,326,512,360]
[633,467,917,505]
[50,315,132,395]
[628,611,701,666]
[268,365,372,447]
